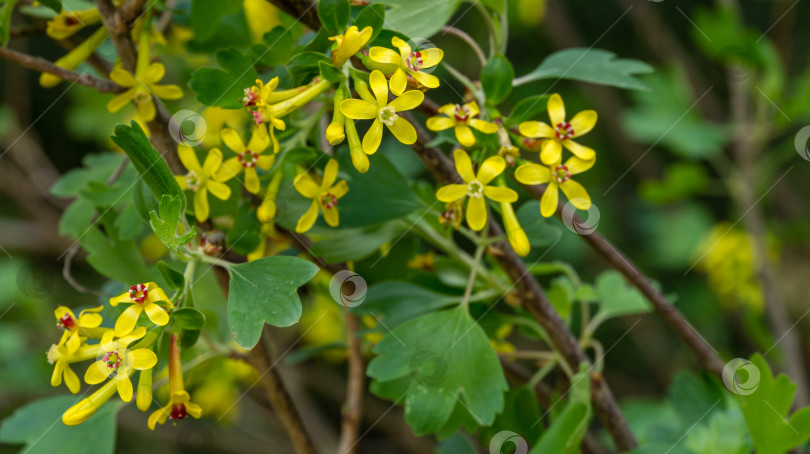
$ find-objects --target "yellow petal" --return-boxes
[245,167,260,194]
[148,405,171,430]
[484,186,518,203]
[426,116,455,131]
[560,180,592,210]
[548,93,565,126]
[294,172,320,198]
[84,360,110,385]
[129,349,158,370]
[207,180,232,200]
[454,124,475,147]
[565,156,596,175]
[419,48,444,67]
[178,145,203,173]
[322,159,339,189]
[387,117,417,144]
[369,70,389,107]
[409,70,440,89]
[561,139,596,160]
[52,360,65,387]
[391,36,411,56]
[248,125,271,153]
[185,401,203,419]
[519,121,554,139]
[175,175,188,190]
[362,120,384,155]
[569,110,597,138]
[469,119,498,134]
[453,148,475,183]
[466,196,487,231]
[477,156,506,185]
[330,180,349,198]
[194,187,209,222]
[55,306,73,320]
[389,69,408,97]
[116,376,134,402]
[466,101,481,116]
[136,97,156,122]
[322,204,339,227]
[389,90,424,112]
[437,184,467,202]
[340,99,378,119]
[146,283,170,305]
[66,332,82,354]
[144,63,165,83]
[295,200,320,233]
[143,302,169,326]
[540,139,563,165]
[515,163,551,185]
[257,154,274,170]
[107,89,136,113]
[114,305,142,337]
[368,46,401,66]
[109,293,130,306]
[220,128,246,153]
[64,365,81,394]
[541,183,559,217]
[150,84,183,100]
[214,157,242,182]
[438,103,457,116]
[110,67,137,86]
[78,312,103,328]
[203,149,223,176]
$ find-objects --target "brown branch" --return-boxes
[0,46,122,93]
[116,0,149,25]
[94,0,137,70]
[264,0,320,30]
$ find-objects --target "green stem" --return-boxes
[461,244,485,311]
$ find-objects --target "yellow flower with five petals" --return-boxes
[84,327,158,403]
[175,147,233,222]
[426,102,498,147]
[329,25,373,67]
[519,93,597,165]
[368,37,443,95]
[293,159,349,233]
[55,305,104,354]
[436,149,518,231]
[107,63,183,122]
[214,127,274,194]
[48,342,103,394]
[340,70,424,155]
[109,282,172,337]
[515,156,594,217]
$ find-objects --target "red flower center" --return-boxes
[251,110,265,127]
[453,104,471,123]
[170,403,188,420]
[65,16,79,26]
[407,51,423,71]
[58,314,76,330]
[243,88,258,107]
[238,150,258,168]
[555,122,575,140]
[103,351,122,370]
[553,165,571,183]
[129,284,148,303]
[321,193,338,210]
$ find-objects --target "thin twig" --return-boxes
[337,313,365,454]
[0,46,122,93]
[440,25,486,67]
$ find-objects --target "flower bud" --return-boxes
[501,202,530,257]
[136,368,153,411]
[345,117,368,173]
[40,28,108,88]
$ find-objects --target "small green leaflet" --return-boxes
[530,363,592,454]
[515,48,653,91]
[149,194,195,250]
[594,270,650,321]
[227,256,320,349]
[189,48,259,109]
[367,306,507,435]
[369,0,463,39]
[317,0,351,33]
[481,54,514,105]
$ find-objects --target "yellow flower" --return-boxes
[40,28,108,88]
[63,379,118,426]
[426,102,498,147]
[107,63,183,122]
[175,147,233,222]
[368,37,444,95]
[214,127,274,194]
[515,156,594,218]
[340,70,424,155]
[46,8,101,40]
[244,0,280,42]
[519,93,597,165]
[54,305,104,354]
[407,250,435,271]
[329,25,373,66]
[501,202,530,256]
[109,282,173,336]
[436,149,518,231]
[48,342,103,394]
[293,159,349,233]
[149,333,202,429]
[84,328,158,403]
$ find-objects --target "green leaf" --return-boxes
[640,162,708,204]
[227,256,320,348]
[530,364,592,454]
[352,4,386,44]
[173,307,206,330]
[478,386,543,447]
[738,354,810,454]
[110,121,183,203]
[506,94,549,125]
[310,221,402,263]
[437,433,478,454]
[351,281,458,327]
[113,204,144,240]
[38,0,61,12]
[517,48,653,90]
[0,395,121,454]
[369,0,463,39]
[668,371,724,430]
[132,179,160,223]
[318,0,351,33]
[79,228,155,284]
[51,153,126,198]
[0,0,20,47]
[481,54,514,105]
[287,51,332,79]
[149,195,195,250]
[157,260,185,290]
[59,199,96,237]
[685,406,751,454]
[190,0,239,42]
[367,307,508,435]
[252,26,295,67]
[189,48,259,109]
[318,60,344,84]
[594,270,650,321]
[517,201,562,247]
